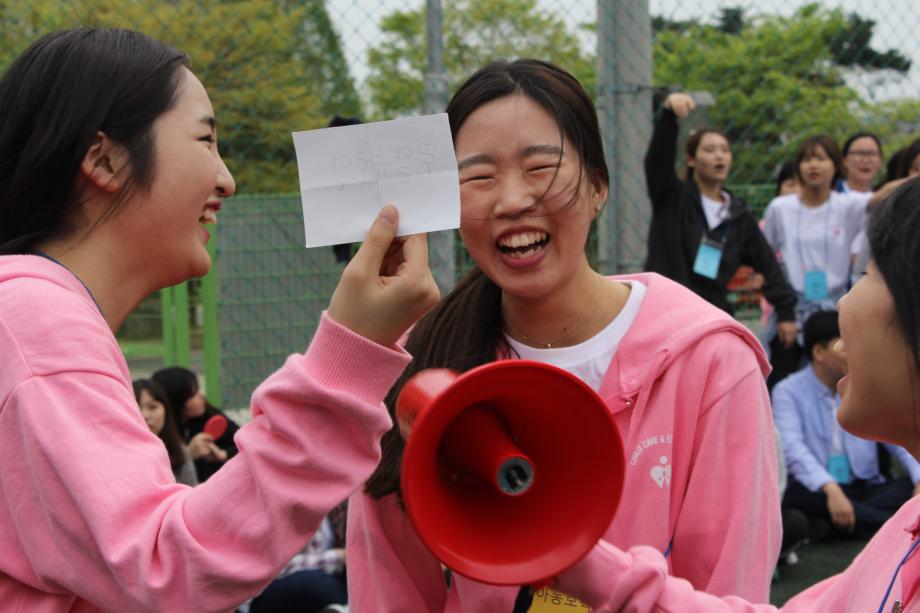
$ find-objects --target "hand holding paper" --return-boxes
[292,113,461,248]
[328,205,440,347]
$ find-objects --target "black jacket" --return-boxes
[643,108,796,322]
[182,406,240,482]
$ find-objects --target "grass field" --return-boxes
[770,537,868,605]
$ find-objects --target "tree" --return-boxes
[654,5,911,72]
[860,99,920,158]
[365,0,594,119]
[0,0,362,194]
[652,5,914,184]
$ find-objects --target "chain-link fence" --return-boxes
[3,1,918,408]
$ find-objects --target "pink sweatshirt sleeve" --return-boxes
[667,338,781,601]
[555,541,782,612]
[0,313,409,611]
[347,490,449,612]
[552,487,920,612]
[555,538,859,612]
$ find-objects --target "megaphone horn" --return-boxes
[397,360,625,587]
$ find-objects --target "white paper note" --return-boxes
[292,113,461,248]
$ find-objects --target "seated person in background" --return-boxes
[152,366,240,482]
[133,379,198,486]
[249,508,348,613]
[773,309,920,540]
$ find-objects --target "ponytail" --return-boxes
[364,267,506,500]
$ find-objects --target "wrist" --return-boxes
[821,481,843,497]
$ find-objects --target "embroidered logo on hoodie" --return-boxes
[651,455,672,488]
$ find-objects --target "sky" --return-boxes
[325,0,920,103]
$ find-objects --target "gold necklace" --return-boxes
[503,276,602,349]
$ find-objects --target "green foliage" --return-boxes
[860,99,920,159]
[824,10,911,72]
[654,4,911,72]
[365,0,595,119]
[0,0,361,194]
[653,5,914,183]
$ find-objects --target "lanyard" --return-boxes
[794,198,831,275]
[879,537,920,613]
[697,196,731,244]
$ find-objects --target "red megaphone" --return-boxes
[397,360,625,586]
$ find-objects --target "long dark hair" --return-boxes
[365,58,609,500]
[867,177,920,369]
[775,160,799,196]
[884,147,911,183]
[0,28,188,254]
[133,378,187,472]
[152,366,211,428]
[900,139,920,179]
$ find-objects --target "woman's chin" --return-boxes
[835,381,859,433]
[836,374,849,397]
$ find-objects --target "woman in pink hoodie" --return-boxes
[347,59,780,612]
[0,28,438,611]
[552,178,920,612]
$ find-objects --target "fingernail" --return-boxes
[379,204,398,227]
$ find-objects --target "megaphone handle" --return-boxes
[441,407,535,496]
[396,369,459,438]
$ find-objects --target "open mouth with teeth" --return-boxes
[199,208,218,225]
[497,231,550,258]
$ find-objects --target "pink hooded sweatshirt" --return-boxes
[555,495,920,611]
[0,255,410,612]
[347,273,781,612]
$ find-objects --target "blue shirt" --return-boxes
[772,365,920,492]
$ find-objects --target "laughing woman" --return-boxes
[347,61,781,612]
[0,28,438,610]
[644,91,798,348]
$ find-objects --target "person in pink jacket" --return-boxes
[551,177,920,612]
[347,59,780,612]
[0,28,439,611]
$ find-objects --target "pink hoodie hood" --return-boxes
[602,272,770,408]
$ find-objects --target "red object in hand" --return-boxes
[396,360,625,587]
[203,414,228,440]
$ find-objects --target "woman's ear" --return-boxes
[593,184,609,216]
[80,132,129,193]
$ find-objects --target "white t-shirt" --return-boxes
[700,191,731,230]
[504,280,647,392]
[762,191,869,296]
[839,182,873,255]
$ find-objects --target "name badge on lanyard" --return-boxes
[796,200,832,302]
[828,453,852,484]
[529,588,590,611]
[693,236,724,280]
[803,269,829,301]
